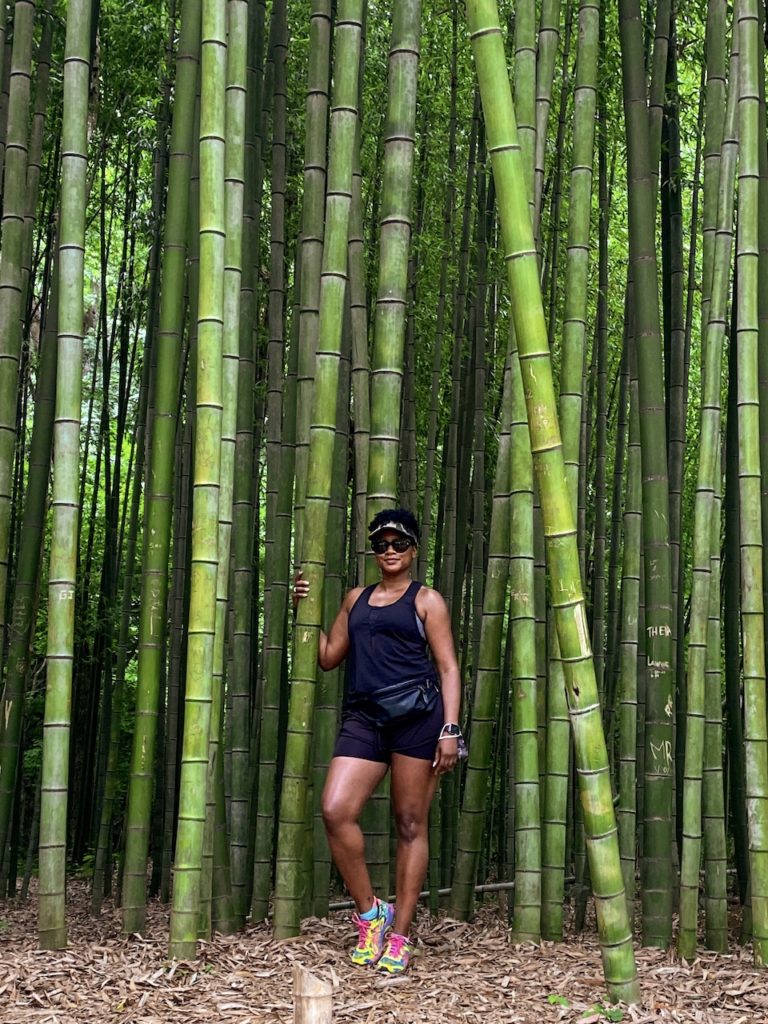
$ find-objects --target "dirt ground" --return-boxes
[1,883,766,1024]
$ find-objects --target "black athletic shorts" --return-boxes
[333,694,444,764]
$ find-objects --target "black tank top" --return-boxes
[346,579,435,706]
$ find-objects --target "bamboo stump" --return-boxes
[293,964,333,1024]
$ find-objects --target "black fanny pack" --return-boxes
[362,676,440,726]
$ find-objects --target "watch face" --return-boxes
[443,724,461,736]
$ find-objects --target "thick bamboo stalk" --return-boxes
[122,0,201,935]
[228,0,266,923]
[365,0,421,524]
[418,2,457,584]
[349,20,369,583]
[703,486,728,951]
[450,349,513,920]
[617,343,641,919]
[271,0,362,938]
[618,0,675,949]
[38,0,92,951]
[735,0,768,965]
[0,255,56,869]
[0,0,36,648]
[168,0,227,958]
[677,14,738,959]
[465,0,640,1001]
[532,0,561,237]
[252,0,291,925]
[508,332,540,943]
[292,0,332,559]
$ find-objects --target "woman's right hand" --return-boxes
[293,569,310,609]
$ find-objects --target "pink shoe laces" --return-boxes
[352,902,383,947]
[353,914,372,946]
[385,932,408,960]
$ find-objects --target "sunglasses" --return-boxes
[371,537,413,554]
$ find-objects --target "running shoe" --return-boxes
[377,931,414,974]
[350,897,395,966]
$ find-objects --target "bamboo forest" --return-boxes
[3,0,768,1019]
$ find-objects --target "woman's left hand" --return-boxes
[432,737,458,775]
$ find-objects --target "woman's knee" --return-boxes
[322,795,354,834]
[394,810,427,845]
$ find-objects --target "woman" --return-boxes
[294,508,462,975]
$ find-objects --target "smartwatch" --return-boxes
[439,723,462,740]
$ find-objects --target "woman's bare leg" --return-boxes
[390,753,439,935]
[322,756,388,913]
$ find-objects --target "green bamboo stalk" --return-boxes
[469,144,489,680]
[0,257,56,869]
[543,0,599,943]
[559,0,598,521]
[366,0,421,527]
[724,305,749,906]
[591,70,610,709]
[418,1,456,585]
[510,17,540,938]
[311,323,350,917]
[736,0,768,965]
[38,0,92,951]
[617,342,641,919]
[362,0,422,898]
[271,0,362,938]
[450,342,512,920]
[677,14,738,959]
[92,123,167,911]
[662,11,687,840]
[168,0,227,959]
[440,95,478,631]
[161,415,193,904]
[701,0,727,330]
[261,0,287,619]
[0,0,37,647]
[465,0,639,1000]
[0,3,55,859]
[699,3,729,944]
[20,0,54,317]
[603,339,628,730]
[251,0,290,923]
[349,29,369,584]
[228,0,265,923]
[758,0,768,717]
[703,484,728,951]
[400,138,424,515]
[513,0,535,215]
[199,0,248,939]
[509,330,540,943]
[542,1,573,352]
[533,0,561,237]
[292,0,332,559]
[647,0,671,179]
[122,0,201,935]
[618,0,675,949]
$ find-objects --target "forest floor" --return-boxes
[0,882,766,1024]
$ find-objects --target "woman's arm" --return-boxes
[418,588,461,774]
[293,571,362,671]
[418,587,461,721]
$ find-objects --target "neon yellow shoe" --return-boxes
[350,898,395,966]
[377,931,414,974]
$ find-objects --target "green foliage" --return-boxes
[547,993,570,1007]
[578,1005,624,1023]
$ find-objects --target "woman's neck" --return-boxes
[377,571,412,592]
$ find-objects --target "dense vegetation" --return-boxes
[0,0,765,1003]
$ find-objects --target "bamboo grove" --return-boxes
[1,0,768,1001]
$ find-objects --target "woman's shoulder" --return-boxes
[343,585,368,610]
[414,584,448,613]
